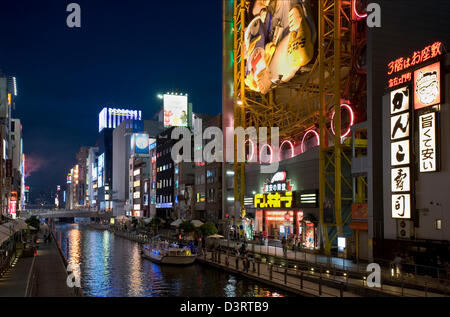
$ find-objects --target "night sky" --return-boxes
[0,0,222,201]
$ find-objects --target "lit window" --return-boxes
[436,219,442,230]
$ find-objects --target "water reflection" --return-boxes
[56,224,290,297]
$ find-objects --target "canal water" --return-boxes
[54,223,291,297]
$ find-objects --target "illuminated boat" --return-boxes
[141,242,196,265]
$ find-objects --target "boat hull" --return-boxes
[142,249,196,265]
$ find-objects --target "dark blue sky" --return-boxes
[0,0,222,197]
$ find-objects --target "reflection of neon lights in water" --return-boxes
[68,226,82,282]
[56,225,291,297]
[128,243,144,296]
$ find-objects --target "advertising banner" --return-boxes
[414,62,441,110]
[418,112,437,172]
[132,133,150,156]
[163,94,188,127]
[243,1,317,94]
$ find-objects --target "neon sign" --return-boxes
[301,129,319,153]
[331,104,355,138]
[387,42,442,76]
[254,192,293,209]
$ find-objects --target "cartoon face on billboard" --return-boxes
[243,0,317,94]
[414,62,440,110]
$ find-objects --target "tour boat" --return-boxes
[141,242,196,265]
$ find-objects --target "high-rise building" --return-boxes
[96,107,142,213]
[87,146,99,210]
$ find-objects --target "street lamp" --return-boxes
[157,94,163,99]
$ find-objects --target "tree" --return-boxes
[149,217,162,234]
[131,217,138,231]
[179,221,195,234]
[25,216,40,232]
[200,222,218,237]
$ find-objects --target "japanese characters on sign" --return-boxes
[388,42,442,75]
[419,112,437,172]
[390,86,410,115]
[392,194,411,219]
[391,167,411,192]
[254,192,293,209]
[414,62,441,110]
[387,42,442,88]
[391,140,410,166]
[390,86,412,219]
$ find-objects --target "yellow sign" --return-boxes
[8,93,11,106]
[254,191,293,208]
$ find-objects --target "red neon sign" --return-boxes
[353,0,367,19]
[279,140,295,160]
[387,42,442,76]
[331,104,355,138]
[301,129,320,153]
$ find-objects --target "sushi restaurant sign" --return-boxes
[254,171,295,208]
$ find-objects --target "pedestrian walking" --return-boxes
[281,236,287,257]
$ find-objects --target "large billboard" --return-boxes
[243,1,317,94]
[163,94,188,127]
[131,133,150,156]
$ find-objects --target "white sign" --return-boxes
[392,194,411,219]
[391,167,410,192]
[391,140,410,166]
[419,112,437,172]
[391,112,410,140]
[390,86,410,115]
[163,94,188,127]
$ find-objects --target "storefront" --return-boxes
[251,171,319,250]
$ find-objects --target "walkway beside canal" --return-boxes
[198,250,447,297]
[0,234,76,297]
[33,234,75,297]
[0,252,34,297]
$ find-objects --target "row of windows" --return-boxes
[157,178,172,188]
[157,163,172,172]
[156,195,172,203]
[157,147,172,158]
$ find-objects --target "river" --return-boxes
[54,223,291,297]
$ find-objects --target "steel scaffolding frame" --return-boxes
[232,0,365,254]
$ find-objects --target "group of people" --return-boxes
[391,252,450,279]
[235,242,250,272]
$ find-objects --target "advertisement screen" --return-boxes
[163,94,188,127]
[244,1,317,94]
[98,153,104,188]
[132,133,150,156]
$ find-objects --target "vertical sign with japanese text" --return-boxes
[419,112,437,172]
[390,86,412,219]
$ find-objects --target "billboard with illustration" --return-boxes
[163,94,188,127]
[244,0,317,94]
[131,133,150,156]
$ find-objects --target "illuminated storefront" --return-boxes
[251,171,319,249]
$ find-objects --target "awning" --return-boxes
[0,231,11,245]
[191,220,204,228]
[170,219,183,227]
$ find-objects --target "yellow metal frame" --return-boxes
[232,0,364,252]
